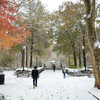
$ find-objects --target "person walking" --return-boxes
[53,64,56,72]
[62,66,66,78]
[32,66,39,89]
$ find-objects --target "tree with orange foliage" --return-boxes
[0,0,30,50]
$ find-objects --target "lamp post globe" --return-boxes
[82,46,85,50]
[23,46,26,50]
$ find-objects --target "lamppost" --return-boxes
[36,55,38,67]
[22,46,26,71]
[82,46,86,71]
[26,45,28,67]
[69,55,70,67]
[76,40,86,71]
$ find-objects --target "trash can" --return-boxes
[0,74,5,85]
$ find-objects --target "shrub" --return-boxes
[78,65,82,68]
[0,53,14,67]
[69,65,77,69]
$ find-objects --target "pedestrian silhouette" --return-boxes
[31,66,39,89]
[53,64,56,72]
[62,66,66,78]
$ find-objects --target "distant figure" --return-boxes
[62,66,66,78]
[53,64,56,72]
[31,66,39,89]
[88,70,91,78]
[44,64,46,68]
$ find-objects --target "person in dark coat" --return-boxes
[53,64,56,72]
[32,66,39,88]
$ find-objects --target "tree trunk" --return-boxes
[79,48,81,66]
[30,33,34,67]
[69,55,70,67]
[0,66,1,72]
[83,33,86,71]
[36,56,38,66]
[26,46,28,67]
[83,0,100,89]
[21,48,23,67]
[65,30,77,66]
[72,43,77,67]
[30,38,33,67]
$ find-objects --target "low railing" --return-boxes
[88,71,94,78]
[16,67,44,78]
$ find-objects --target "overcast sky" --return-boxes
[40,0,100,12]
[40,0,78,12]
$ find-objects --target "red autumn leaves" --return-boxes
[0,0,30,50]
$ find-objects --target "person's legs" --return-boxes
[33,78,37,87]
[63,73,64,78]
[53,68,55,72]
[35,78,37,87]
[53,68,54,72]
[63,72,66,78]
[33,78,35,86]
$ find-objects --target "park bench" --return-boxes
[16,67,44,78]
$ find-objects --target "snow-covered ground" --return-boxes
[0,70,100,100]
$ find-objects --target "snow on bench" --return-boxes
[16,67,44,78]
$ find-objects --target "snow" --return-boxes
[66,67,93,73]
[94,40,100,49]
[83,7,92,19]
[0,70,100,100]
[66,67,79,73]
[16,67,43,71]
[87,8,92,19]
[87,13,91,19]
[16,67,32,71]
[83,14,87,18]
[83,10,92,19]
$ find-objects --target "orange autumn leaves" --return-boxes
[0,0,30,50]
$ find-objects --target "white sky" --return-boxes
[40,0,100,12]
[40,0,78,12]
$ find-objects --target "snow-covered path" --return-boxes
[0,70,99,100]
